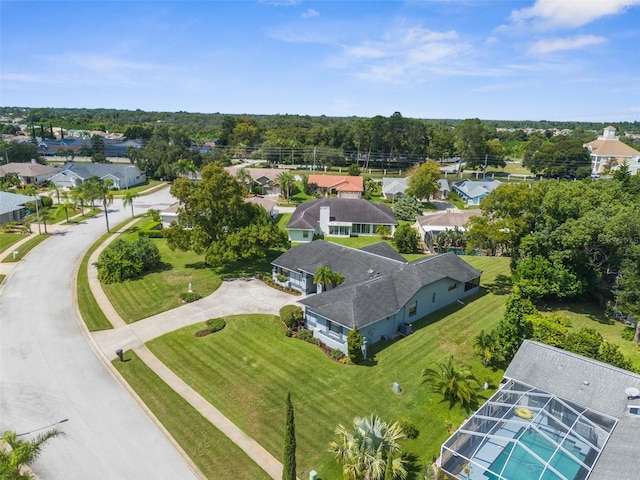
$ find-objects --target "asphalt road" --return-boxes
[0,187,199,479]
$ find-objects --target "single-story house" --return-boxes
[0,191,34,225]
[0,161,59,185]
[452,178,501,206]
[436,179,450,199]
[417,209,480,248]
[307,174,364,198]
[225,166,285,195]
[381,177,408,200]
[272,241,482,354]
[160,195,278,228]
[286,198,397,242]
[48,162,146,190]
[441,340,640,480]
[585,126,640,175]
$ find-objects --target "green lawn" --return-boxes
[486,161,532,176]
[114,351,271,480]
[112,180,166,197]
[0,233,28,254]
[77,217,140,331]
[545,303,640,370]
[147,256,510,479]
[1,235,49,262]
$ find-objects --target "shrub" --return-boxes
[398,419,419,439]
[276,274,288,283]
[393,223,419,254]
[392,195,423,221]
[95,237,161,284]
[40,195,53,208]
[280,305,304,330]
[330,348,345,360]
[622,327,635,341]
[206,318,226,332]
[295,328,317,344]
[347,326,364,364]
[180,291,202,303]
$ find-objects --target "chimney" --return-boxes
[319,206,330,235]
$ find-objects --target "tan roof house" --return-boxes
[307,174,363,198]
[0,161,59,185]
[585,126,640,174]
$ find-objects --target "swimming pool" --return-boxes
[485,428,586,480]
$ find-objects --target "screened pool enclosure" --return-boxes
[440,379,617,480]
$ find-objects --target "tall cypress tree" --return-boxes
[282,392,296,480]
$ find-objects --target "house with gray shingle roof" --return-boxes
[0,191,33,225]
[286,198,397,242]
[441,340,640,480]
[48,162,146,190]
[0,161,59,185]
[272,241,481,353]
[452,178,501,206]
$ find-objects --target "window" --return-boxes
[328,321,342,335]
[408,301,417,316]
[432,292,436,303]
[302,231,310,239]
[464,277,480,291]
[448,283,457,291]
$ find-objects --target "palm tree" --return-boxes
[421,356,480,409]
[174,158,196,180]
[70,186,86,216]
[236,167,253,194]
[55,191,75,223]
[85,177,114,232]
[328,414,408,480]
[313,265,333,293]
[276,171,295,200]
[0,428,64,479]
[122,190,140,218]
[473,330,501,367]
[376,225,391,239]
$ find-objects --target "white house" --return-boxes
[48,162,146,189]
[0,161,58,185]
[285,198,397,242]
[585,126,640,175]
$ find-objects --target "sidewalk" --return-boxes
[86,223,296,479]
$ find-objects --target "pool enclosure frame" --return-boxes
[440,379,618,480]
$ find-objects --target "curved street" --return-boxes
[0,187,199,479]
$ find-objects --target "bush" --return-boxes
[40,195,53,208]
[180,291,202,303]
[393,224,419,254]
[330,348,345,360]
[280,305,304,330]
[95,237,162,284]
[276,274,288,283]
[392,195,423,221]
[206,318,226,332]
[398,419,419,439]
[295,328,318,344]
[622,327,635,341]
[347,326,364,364]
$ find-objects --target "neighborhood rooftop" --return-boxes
[286,198,397,230]
[298,251,481,329]
[441,340,640,480]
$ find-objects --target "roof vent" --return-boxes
[367,268,374,275]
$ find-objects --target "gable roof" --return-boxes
[505,340,640,480]
[453,178,501,199]
[0,191,32,215]
[58,162,141,182]
[307,174,364,192]
[299,253,481,328]
[225,166,285,183]
[286,198,397,230]
[359,242,407,262]
[272,240,405,283]
[0,162,58,178]
[381,177,408,195]
[417,209,481,230]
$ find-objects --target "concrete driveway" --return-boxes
[0,188,200,479]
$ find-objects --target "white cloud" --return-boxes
[302,9,319,19]
[528,35,607,54]
[510,0,640,29]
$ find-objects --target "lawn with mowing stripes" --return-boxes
[0,233,28,253]
[113,350,271,480]
[148,256,511,479]
[1,235,49,262]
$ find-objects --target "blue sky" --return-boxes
[2,0,639,121]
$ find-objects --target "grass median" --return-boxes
[1,235,49,263]
[114,350,271,480]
